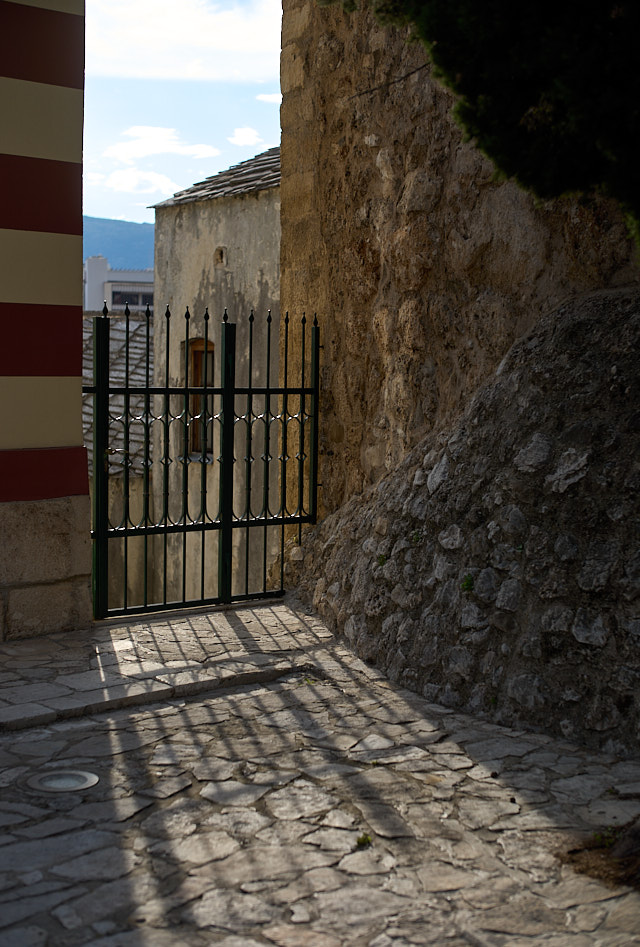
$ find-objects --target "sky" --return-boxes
[84,0,282,224]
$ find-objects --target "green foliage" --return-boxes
[460,573,474,593]
[356,832,373,848]
[318,0,640,244]
[376,553,387,566]
[591,825,622,849]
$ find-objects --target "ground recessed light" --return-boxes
[26,770,99,793]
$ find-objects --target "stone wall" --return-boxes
[280,1,640,751]
[0,496,91,640]
[280,0,639,513]
[287,288,640,756]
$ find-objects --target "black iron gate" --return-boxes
[83,305,319,619]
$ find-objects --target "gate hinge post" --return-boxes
[309,318,320,523]
[92,312,110,619]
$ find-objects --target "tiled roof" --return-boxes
[154,146,280,208]
[83,315,153,477]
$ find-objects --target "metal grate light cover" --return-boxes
[83,305,320,618]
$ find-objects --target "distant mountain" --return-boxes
[83,216,154,270]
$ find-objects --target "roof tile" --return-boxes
[83,315,153,477]
[154,146,280,208]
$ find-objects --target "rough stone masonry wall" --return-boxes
[280,0,639,513]
[288,289,640,756]
[280,1,640,751]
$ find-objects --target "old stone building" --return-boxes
[150,149,282,603]
[281,0,640,752]
[154,147,280,333]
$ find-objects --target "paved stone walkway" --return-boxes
[0,599,639,946]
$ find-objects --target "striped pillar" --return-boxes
[0,0,91,638]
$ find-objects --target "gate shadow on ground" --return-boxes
[0,603,639,944]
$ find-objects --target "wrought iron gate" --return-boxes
[83,305,319,619]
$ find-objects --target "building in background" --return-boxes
[83,255,154,314]
[0,0,90,638]
[139,147,282,604]
[153,146,280,325]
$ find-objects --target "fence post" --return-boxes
[92,308,110,618]
[309,316,320,523]
[218,314,236,602]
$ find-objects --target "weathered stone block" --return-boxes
[427,455,449,494]
[571,610,608,647]
[281,2,311,45]
[281,43,305,93]
[6,577,91,640]
[545,449,589,493]
[0,495,90,587]
[474,568,498,604]
[540,606,573,633]
[438,524,463,549]
[554,534,578,561]
[514,434,552,473]
[577,541,619,592]
[495,579,522,612]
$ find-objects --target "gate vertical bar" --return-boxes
[92,307,110,619]
[142,305,151,607]
[199,308,211,601]
[181,308,191,602]
[296,313,306,543]
[244,310,254,595]
[262,310,272,591]
[218,313,236,603]
[309,316,320,523]
[162,306,171,606]
[279,313,289,589]
[122,304,131,611]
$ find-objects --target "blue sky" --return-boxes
[84,0,282,224]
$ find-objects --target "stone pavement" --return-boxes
[0,599,639,946]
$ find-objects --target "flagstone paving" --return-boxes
[0,599,639,945]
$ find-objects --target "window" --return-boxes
[141,293,154,307]
[189,339,215,455]
[112,291,139,306]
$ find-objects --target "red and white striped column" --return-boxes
[0,0,91,637]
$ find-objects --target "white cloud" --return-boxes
[103,169,181,195]
[256,92,282,104]
[104,126,221,164]
[86,0,281,82]
[85,172,106,185]
[227,126,263,147]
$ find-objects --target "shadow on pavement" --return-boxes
[0,601,639,944]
